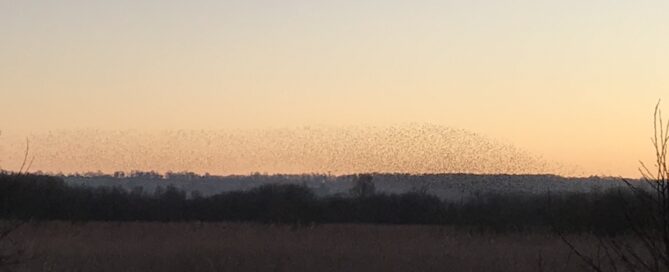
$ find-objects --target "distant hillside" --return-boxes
[63,172,629,202]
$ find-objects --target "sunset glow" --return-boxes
[2,1,668,177]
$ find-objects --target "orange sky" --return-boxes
[1,1,668,177]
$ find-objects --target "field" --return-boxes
[4,222,601,272]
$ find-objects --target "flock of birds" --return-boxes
[0,124,573,176]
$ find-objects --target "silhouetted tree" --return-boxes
[0,140,34,269]
[350,174,375,198]
[561,102,669,272]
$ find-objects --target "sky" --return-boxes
[1,0,668,177]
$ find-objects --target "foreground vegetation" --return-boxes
[4,221,615,272]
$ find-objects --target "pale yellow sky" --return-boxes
[1,1,668,177]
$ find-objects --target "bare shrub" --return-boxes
[0,139,33,270]
[562,102,669,272]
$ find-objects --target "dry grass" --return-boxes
[3,222,603,272]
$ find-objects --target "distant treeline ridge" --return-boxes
[0,173,651,234]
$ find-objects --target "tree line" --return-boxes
[0,173,652,234]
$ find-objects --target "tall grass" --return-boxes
[9,221,603,272]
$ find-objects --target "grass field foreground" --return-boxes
[2,222,612,272]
